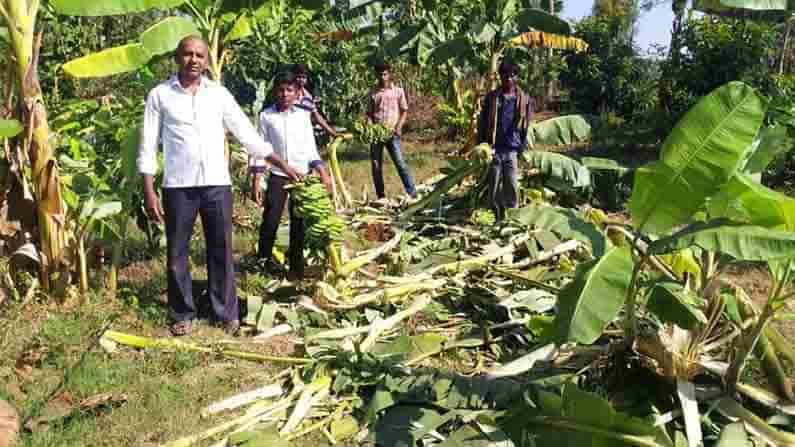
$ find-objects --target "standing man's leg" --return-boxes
[199,185,238,326]
[488,154,505,221]
[163,187,201,330]
[502,151,519,212]
[287,193,306,281]
[385,136,417,197]
[258,175,289,262]
[370,142,386,199]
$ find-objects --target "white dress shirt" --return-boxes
[252,105,322,178]
[138,76,273,188]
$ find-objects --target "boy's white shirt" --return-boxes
[251,104,322,177]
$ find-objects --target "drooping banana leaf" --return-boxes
[741,125,793,175]
[580,157,631,174]
[629,82,766,234]
[62,44,152,78]
[223,14,254,43]
[140,16,199,56]
[381,22,427,58]
[531,115,591,147]
[648,219,795,261]
[515,8,572,35]
[554,246,634,344]
[427,37,473,66]
[708,173,795,230]
[51,0,187,16]
[523,151,591,188]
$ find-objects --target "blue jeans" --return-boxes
[370,136,416,199]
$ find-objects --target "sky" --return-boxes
[561,1,674,55]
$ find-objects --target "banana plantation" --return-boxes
[2,0,795,446]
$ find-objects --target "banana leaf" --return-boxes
[140,16,199,56]
[523,151,591,188]
[224,14,254,43]
[708,173,795,230]
[51,0,187,16]
[507,204,608,257]
[0,119,22,138]
[515,8,572,35]
[741,125,793,175]
[504,384,672,447]
[62,44,152,78]
[646,283,707,330]
[715,423,751,447]
[648,219,795,261]
[554,246,634,344]
[580,157,631,174]
[531,115,591,147]
[629,82,765,234]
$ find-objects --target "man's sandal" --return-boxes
[223,319,240,337]
[170,320,193,336]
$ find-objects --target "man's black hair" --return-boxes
[498,60,520,76]
[373,60,391,73]
[292,63,309,76]
[274,71,299,86]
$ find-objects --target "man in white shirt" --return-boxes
[250,72,333,281]
[138,36,301,336]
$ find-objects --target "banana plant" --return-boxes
[64,195,122,292]
[52,0,261,82]
[548,81,795,445]
[0,0,70,292]
[553,82,769,346]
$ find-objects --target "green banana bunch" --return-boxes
[470,209,496,227]
[289,176,345,250]
[353,121,394,145]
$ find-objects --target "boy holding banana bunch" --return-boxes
[250,72,333,280]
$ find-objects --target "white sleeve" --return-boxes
[221,88,273,159]
[249,112,269,168]
[137,89,161,176]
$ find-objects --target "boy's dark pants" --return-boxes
[258,174,305,279]
[488,151,519,221]
[370,136,416,199]
[163,186,238,323]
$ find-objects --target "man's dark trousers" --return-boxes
[258,174,306,279]
[163,186,238,323]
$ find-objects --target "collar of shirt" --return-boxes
[168,75,210,93]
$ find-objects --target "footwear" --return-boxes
[169,320,193,336]
[223,319,240,336]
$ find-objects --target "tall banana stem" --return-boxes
[327,134,353,208]
[6,0,65,292]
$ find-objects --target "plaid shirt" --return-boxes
[368,85,407,130]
